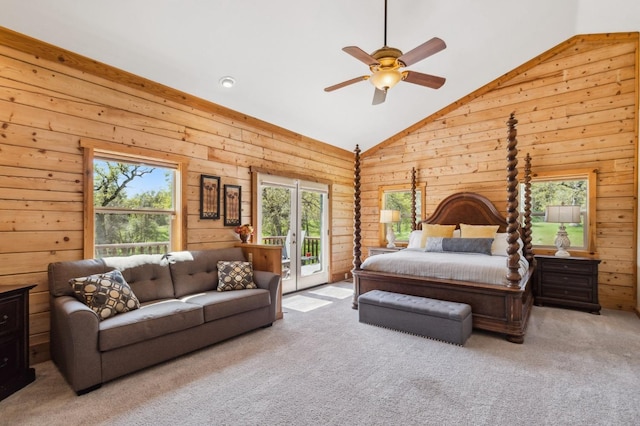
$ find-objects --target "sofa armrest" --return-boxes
[253,270,280,322]
[50,295,103,393]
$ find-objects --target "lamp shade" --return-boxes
[545,205,581,224]
[379,209,401,223]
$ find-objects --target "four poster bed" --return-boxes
[352,113,534,343]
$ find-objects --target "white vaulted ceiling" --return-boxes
[1,0,638,152]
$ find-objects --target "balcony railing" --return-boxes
[94,237,320,264]
[95,242,170,258]
[262,236,320,264]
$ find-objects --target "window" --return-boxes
[523,169,596,254]
[379,184,426,245]
[83,144,185,259]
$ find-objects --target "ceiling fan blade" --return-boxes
[398,37,446,67]
[324,76,368,92]
[343,46,380,66]
[372,88,386,105]
[403,71,446,89]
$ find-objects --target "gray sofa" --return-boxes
[48,247,280,395]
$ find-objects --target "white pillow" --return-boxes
[408,230,423,248]
[409,228,460,248]
[491,233,525,257]
[491,233,509,256]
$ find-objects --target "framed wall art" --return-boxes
[223,184,241,226]
[200,175,220,220]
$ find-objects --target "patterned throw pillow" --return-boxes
[217,261,257,291]
[70,270,140,320]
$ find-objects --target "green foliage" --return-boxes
[260,187,291,237]
[530,180,586,213]
[260,187,324,238]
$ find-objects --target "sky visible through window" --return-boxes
[95,160,170,195]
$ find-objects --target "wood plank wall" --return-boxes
[0,28,354,364]
[361,33,639,312]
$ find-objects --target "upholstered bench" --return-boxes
[358,290,472,345]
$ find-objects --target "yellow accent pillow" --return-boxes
[459,224,499,238]
[420,224,457,248]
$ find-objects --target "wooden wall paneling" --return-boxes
[360,33,638,311]
[0,29,354,362]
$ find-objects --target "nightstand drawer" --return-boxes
[0,338,20,383]
[543,272,593,289]
[0,297,19,337]
[539,285,592,303]
[540,259,596,275]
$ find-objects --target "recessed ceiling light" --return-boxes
[219,76,236,88]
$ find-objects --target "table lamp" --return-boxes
[380,209,401,248]
[545,205,581,257]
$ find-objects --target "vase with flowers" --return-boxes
[234,224,254,243]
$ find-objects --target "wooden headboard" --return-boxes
[422,192,508,233]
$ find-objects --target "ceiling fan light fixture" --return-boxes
[369,69,403,91]
[219,76,236,88]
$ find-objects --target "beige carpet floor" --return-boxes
[1,282,640,425]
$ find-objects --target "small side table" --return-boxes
[368,247,404,256]
[0,284,36,401]
[534,255,601,314]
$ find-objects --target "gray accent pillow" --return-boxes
[425,237,494,255]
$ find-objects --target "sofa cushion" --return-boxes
[49,258,111,297]
[120,262,175,303]
[98,300,204,351]
[70,270,140,320]
[217,261,257,291]
[182,289,271,322]
[170,248,247,298]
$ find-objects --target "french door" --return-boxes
[257,174,329,294]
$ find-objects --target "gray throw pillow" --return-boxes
[425,237,494,255]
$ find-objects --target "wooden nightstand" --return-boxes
[534,255,601,314]
[368,247,404,256]
[0,284,36,401]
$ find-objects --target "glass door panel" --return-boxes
[258,174,328,293]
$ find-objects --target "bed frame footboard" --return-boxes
[353,268,534,343]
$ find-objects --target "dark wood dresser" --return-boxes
[534,255,601,314]
[0,284,36,401]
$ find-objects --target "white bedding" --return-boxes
[360,248,529,286]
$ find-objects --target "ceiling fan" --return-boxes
[324,0,446,105]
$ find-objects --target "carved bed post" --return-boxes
[505,113,522,288]
[522,153,534,265]
[411,167,417,231]
[353,145,362,272]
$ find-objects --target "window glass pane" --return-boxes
[94,212,171,257]
[94,160,174,210]
[383,190,422,241]
[93,158,176,258]
[528,179,587,248]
